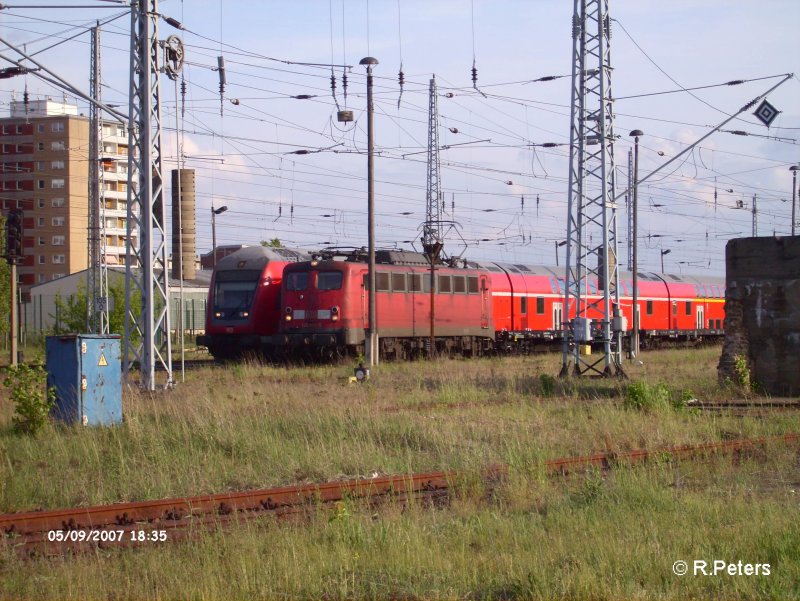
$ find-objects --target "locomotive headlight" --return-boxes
[284,306,293,322]
[241,311,250,317]
[284,315,292,322]
[214,311,222,318]
[331,306,339,321]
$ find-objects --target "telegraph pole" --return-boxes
[752,194,757,236]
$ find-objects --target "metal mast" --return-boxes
[561,0,623,377]
[626,148,633,269]
[87,23,109,334]
[421,77,443,256]
[124,0,172,389]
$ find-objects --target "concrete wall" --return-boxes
[718,236,800,396]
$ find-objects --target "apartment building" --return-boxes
[0,98,136,297]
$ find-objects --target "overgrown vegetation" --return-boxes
[0,346,797,599]
[2,364,55,435]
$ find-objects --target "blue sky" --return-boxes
[1,0,798,274]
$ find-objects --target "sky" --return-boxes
[1,0,798,275]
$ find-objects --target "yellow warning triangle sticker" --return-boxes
[98,352,108,367]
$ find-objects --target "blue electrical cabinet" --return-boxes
[46,334,122,426]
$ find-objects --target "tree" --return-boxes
[52,278,140,345]
[261,238,283,248]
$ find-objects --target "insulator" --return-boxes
[471,65,478,85]
[398,70,405,85]
[449,127,459,134]
[330,73,336,92]
[726,79,745,86]
[342,71,348,101]
[217,56,226,87]
[536,75,558,82]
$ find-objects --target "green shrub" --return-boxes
[623,381,672,411]
[3,364,56,435]
[538,373,556,397]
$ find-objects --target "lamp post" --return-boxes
[629,129,643,358]
[360,56,379,366]
[660,249,671,274]
[791,165,799,236]
[211,205,228,268]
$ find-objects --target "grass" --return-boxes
[1,345,798,599]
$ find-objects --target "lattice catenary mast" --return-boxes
[87,23,109,335]
[124,0,173,389]
[421,77,444,258]
[561,0,624,377]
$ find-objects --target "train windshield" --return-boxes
[213,270,261,310]
[317,271,342,290]
[285,272,309,291]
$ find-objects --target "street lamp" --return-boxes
[211,204,228,268]
[660,249,671,274]
[360,56,379,366]
[790,165,799,236]
[629,129,643,357]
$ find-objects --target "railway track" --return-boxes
[2,433,797,559]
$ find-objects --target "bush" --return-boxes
[623,381,672,412]
[3,364,56,435]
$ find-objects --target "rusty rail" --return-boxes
[3,433,797,557]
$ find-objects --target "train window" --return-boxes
[453,276,466,293]
[391,273,406,292]
[438,275,452,293]
[646,300,653,315]
[213,269,261,312]
[377,272,390,292]
[520,296,527,314]
[410,273,423,292]
[685,301,692,315]
[467,276,479,294]
[717,319,722,329]
[285,272,309,291]
[536,297,545,314]
[423,273,432,293]
[317,271,343,290]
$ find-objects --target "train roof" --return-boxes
[215,246,311,271]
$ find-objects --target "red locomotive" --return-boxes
[197,246,310,359]
[277,250,726,358]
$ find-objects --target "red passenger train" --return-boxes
[196,246,310,359]
[276,250,726,358]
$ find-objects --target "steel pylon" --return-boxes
[561,0,623,377]
[87,23,109,335]
[124,0,173,389]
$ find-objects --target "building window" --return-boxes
[37,217,45,227]
[38,255,45,264]
[52,273,65,280]
[37,142,44,151]
[38,199,45,208]
[52,235,65,245]
[51,122,65,133]
[37,124,45,133]
[38,237,45,246]
[38,180,45,189]
[51,141,65,151]
[52,197,65,208]
[52,216,65,226]
[52,255,65,264]
[51,160,65,169]
[37,273,46,283]
[16,124,23,134]
[51,179,65,189]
